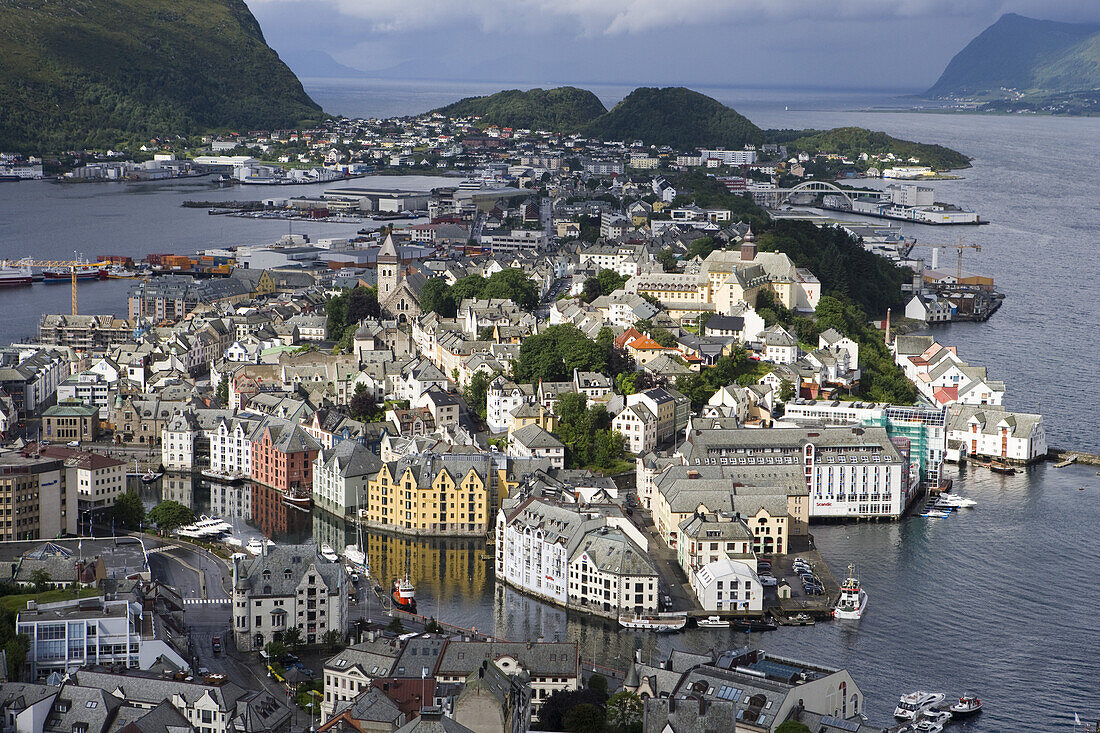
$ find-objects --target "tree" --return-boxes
[586,673,609,697]
[281,627,302,650]
[483,268,539,311]
[696,311,715,332]
[779,379,796,402]
[606,690,643,731]
[346,286,380,323]
[419,277,456,318]
[564,703,605,733]
[464,371,491,421]
[538,689,607,731]
[650,327,677,348]
[148,500,195,531]
[112,491,145,531]
[581,277,602,303]
[596,268,627,296]
[350,386,384,422]
[216,376,229,406]
[325,291,350,335]
[513,325,608,383]
[30,569,51,593]
[775,722,813,733]
[656,248,678,272]
[321,629,345,651]
[264,641,288,663]
[4,635,28,681]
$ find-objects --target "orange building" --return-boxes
[250,418,321,494]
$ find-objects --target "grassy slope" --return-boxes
[0,0,322,151]
[432,87,607,132]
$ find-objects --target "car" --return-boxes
[67,441,79,447]
[759,575,778,587]
[197,666,210,675]
[211,635,222,653]
[799,573,817,583]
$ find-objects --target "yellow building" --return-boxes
[364,455,492,536]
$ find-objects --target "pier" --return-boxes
[1047,448,1100,467]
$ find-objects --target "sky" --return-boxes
[246,0,1100,91]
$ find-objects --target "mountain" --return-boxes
[432,87,607,132]
[927,13,1100,98]
[278,50,365,79]
[0,0,323,152]
[585,87,762,149]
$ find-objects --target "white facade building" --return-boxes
[691,558,763,613]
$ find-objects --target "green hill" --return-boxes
[779,127,971,171]
[432,87,607,132]
[927,13,1100,98]
[584,87,762,149]
[0,0,323,152]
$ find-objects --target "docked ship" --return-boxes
[833,564,869,620]
[0,267,33,287]
[392,575,416,611]
[200,468,245,485]
[43,265,107,282]
[618,612,688,632]
[282,488,313,511]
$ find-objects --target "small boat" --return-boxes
[788,613,815,626]
[914,710,952,732]
[343,544,368,573]
[282,491,313,511]
[833,564,868,620]
[895,692,946,721]
[619,613,687,632]
[246,538,274,555]
[949,695,982,716]
[201,468,244,485]
[697,616,728,628]
[936,492,977,508]
[141,470,163,484]
[393,575,416,611]
[320,545,340,563]
[732,617,778,632]
[989,458,1016,475]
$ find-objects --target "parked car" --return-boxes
[211,635,222,653]
[759,574,778,587]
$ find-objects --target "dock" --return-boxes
[1047,447,1100,467]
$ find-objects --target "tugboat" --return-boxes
[393,575,416,611]
[833,564,868,620]
[949,695,982,716]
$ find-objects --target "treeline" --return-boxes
[419,269,539,316]
[766,127,971,171]
[326,286,380,349]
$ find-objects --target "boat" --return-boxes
[43,266,107,282]
[618,612,688,632]
[697,616,729,628]
[833,564,868,620]
[788,613,815,626]
[732,617,778,632]
[949,695,982,716]
[201,468,244,485]
[914,710,952,732]
[343,543,368,574]
[141,470,163,484]
[894,692,946,720]
[392,575,416,611]
[989,459,1016,475]
[282,490,313,511]
[935,492,977,508]
[320,545,340,563]
[246,538,274,556]
[0,266,33,287]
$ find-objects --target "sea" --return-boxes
[4,79,1100,728]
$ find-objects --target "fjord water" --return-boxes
[5,83,1099,727]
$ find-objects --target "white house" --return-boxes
[946,405,1047,464]
[691,557,763,613]
[760,324,798,364]
[612,403,656,454]
[509,424,565,468]
[313,440,380,518]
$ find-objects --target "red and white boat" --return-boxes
[393,575,416,610]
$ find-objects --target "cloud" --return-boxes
[247,0,1095,36]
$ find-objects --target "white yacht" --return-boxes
[894,692,946,720]
[320,545,340,563]
[937,492,977,508]
[618,612,688,632]
[697,616,728,628]
[246,538,273,555]
[832,564,868,620]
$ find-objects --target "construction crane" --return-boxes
[0,258,110,315]
[905,236,982,281]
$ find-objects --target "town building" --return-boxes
[231,543,348,651]
[0,450,72,540]
[42,399,100,442]
[313,440,381,518]
[946,404,1047,464]
[34,444,125,516]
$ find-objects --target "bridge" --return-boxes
[753,180,888,209]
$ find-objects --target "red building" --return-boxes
[249,418,321,495]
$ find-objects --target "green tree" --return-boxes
[112,491,145,531]
[350,387,383,422]
[264,640,288,663]
[606,690,643,731]
[656,248,678,272]
[281,626,302,650]
[483,268,540,311]
[346,286,380,323]
[775,721,813,733]
[30,569,51,593]
[325,291,349,336]
[581,277,602,303]
[464,371,491,421]
[148,500,195,531]
[321,629,345,651]
[596,268,627,295]
[650,327,677,348]
[564,703,606,733]
[685,235,718,260]
[4,635,29,681]
[779,379,796,403]
[586,673,609,697]
[216,376,229,406]
[419,277,456,318]
[513,325,608,383]
[387,617,405,634]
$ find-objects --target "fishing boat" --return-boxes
[393,575,416,611]
[989,458,1016,475]
[141,470,163,484]
[894,692,946,721]
[833,564,868,620]
[949,695,982,716]
[0,266,33,287]
[43,265,107,282]
[618,612,688,632]
[282,489,313,511]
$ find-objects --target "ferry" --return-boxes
[833,564,868,620]
[393,575,416,611]
[894,692,946,720]
[618,612,688,632]
[0,267,33,287]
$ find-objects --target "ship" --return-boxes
[43,266,107,282]
[618,612,688,632]
[0,267,33,287]
[392,575,416,611]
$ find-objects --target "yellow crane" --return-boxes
[0,258,110,315]
[906,236,982,281]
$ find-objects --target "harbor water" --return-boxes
[3,87,1099,727]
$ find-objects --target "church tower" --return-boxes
[377,234,399,300]
[739,226,757,262]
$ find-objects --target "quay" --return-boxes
[1048,447,1100,467]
